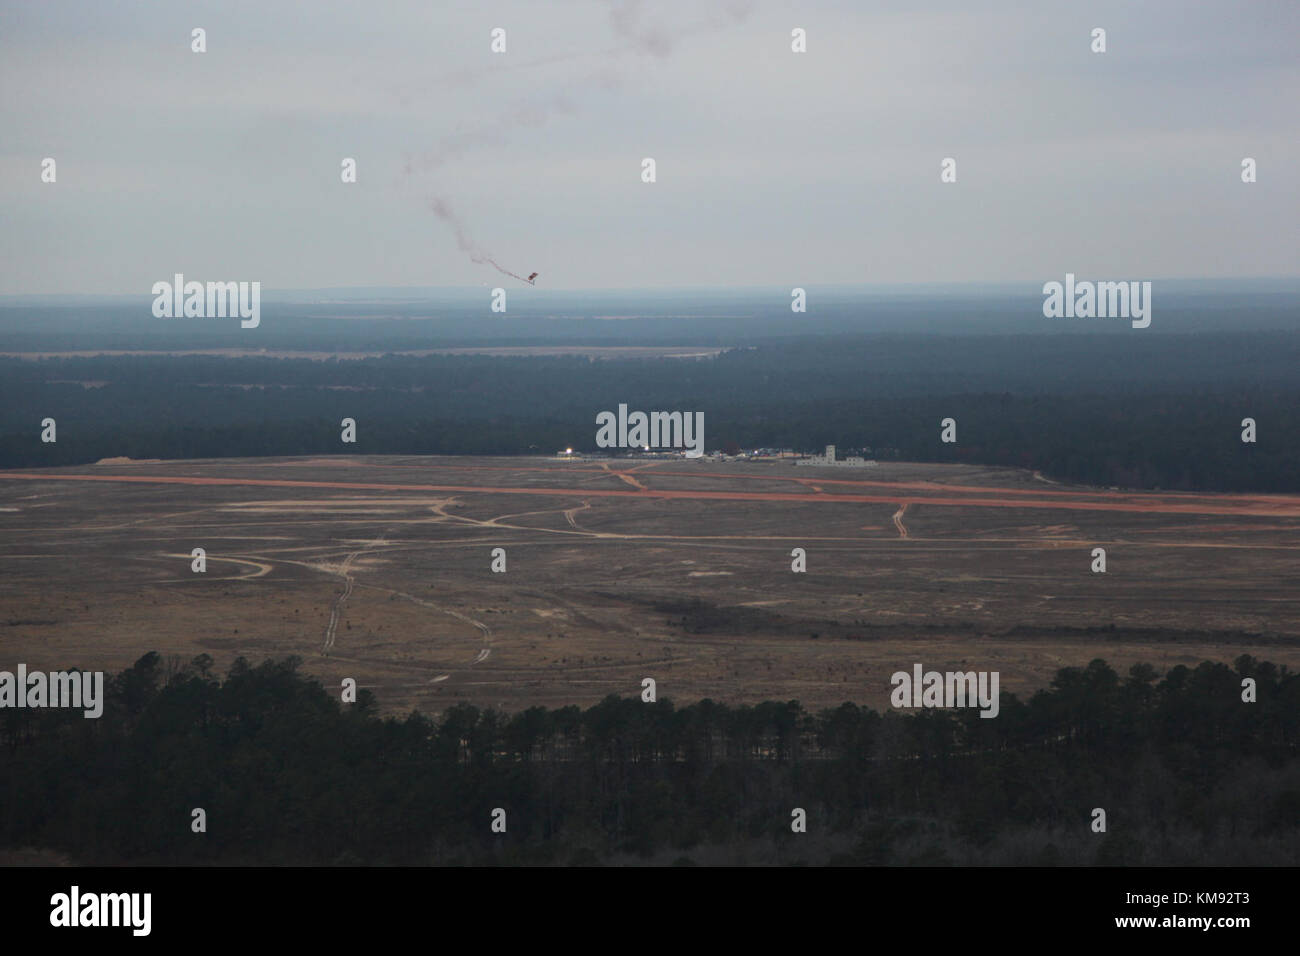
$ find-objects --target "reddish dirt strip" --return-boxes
[3,471,1300,519]
[268,458,1300,505]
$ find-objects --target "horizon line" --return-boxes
[3,275,1299,303]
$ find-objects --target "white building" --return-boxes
[796,443,878,467]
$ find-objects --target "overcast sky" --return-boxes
[1,0,1296,294]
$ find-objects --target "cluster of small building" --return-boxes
[555,443,879,465]
[554,447,690,461]
[794,444,878,467]
[739,447,801,460]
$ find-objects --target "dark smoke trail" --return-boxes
[428,196,532,284]
[480,258,531,284]
[417,2,755,281]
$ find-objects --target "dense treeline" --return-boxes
[2,285,1295,352]
[2,332,1298,491]
[2,653,1297,865]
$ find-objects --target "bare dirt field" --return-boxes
[2,455,1298,715]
